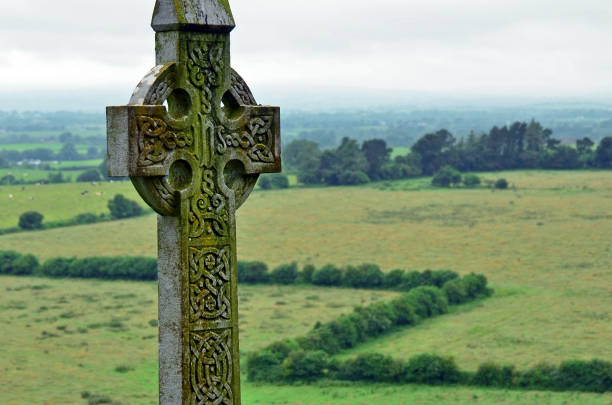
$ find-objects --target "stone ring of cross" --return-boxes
[118,62,279,216]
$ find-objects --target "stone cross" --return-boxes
[106,1,281,403]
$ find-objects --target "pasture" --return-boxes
[0,276,398,404]
[0,170,610,403]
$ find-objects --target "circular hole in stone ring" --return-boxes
[164,88,192,120]
[169,159,193,190]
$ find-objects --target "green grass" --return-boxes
[0,170,611,403]
[0,142,91,153]
[0,181,142,228]
[0,168,93,185]
[241,383,611,405]
[0,276,398,404]
[391,146,410,158]
[48,159,103,169]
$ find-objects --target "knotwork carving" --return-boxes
[190,330,233,405]
[216,116,275,163]
[188,41,224,114]
[189,247,231,322]
[230,70,257,105]
[189,169,229,238]
[136,115,193,167]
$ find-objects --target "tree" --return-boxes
[411,130,455,175]
[431,165,461,187]
[361,139,391,181]
[19,211,44,230]
[494,178,509,189]
[270,263,298,285]
[77,169,102,182]
[576,137,594,155]
[595,136,612,168]
[283,139,323,184]
[108,194,143,219]
[319,137,369,185]
[86,146,100,159]
[59,131,73,143]
[463,174,481,187]
[58,143,81,161]
[259,174,289,190]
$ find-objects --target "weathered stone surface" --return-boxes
[106,1,281,404]
[152,0,235,33]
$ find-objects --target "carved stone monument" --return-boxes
[106,1,281,403]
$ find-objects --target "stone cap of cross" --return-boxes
[152,0,235,33]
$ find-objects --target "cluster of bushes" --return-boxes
[0,251,157,281]
[247,274,492,382]
[336,354,611,393]
[238,261,462,292]
[431,166,509,190]
[258,174,290,190]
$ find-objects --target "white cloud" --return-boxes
[0,0,611,108]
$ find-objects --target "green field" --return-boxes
[0,276,399,405]
[48,159,103,169]
[0,170,610,403]
[0,142,92,153]
[0,181,141,228]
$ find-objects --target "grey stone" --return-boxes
[152,0,235,33]
[106,0,281,403]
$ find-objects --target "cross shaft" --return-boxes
[106,2,281,403]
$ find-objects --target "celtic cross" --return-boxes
[106,1,281,404]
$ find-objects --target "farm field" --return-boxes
[0,142,91,153]
[0,181,142,228]
[0,170,610,403]
[0,276,398,405]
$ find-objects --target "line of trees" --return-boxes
[335,354,611,393]
[247,274,492,380]
[239,261,461,292]
[0,142,103,165]
[284,121,612,186]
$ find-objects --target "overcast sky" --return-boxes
[1,0,611,110]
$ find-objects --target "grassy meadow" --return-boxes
[0,181,142,228]
[0,170,610,403]
[0,276,398,405]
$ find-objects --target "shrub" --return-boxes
[442,278,469,304]
[384,269,405,289]
[472,362,516,387]
[270,262,298,285]
[77,169,101,182]
[299,264,316,283]
[463,174,481,187]
[19,211,44,230]
[0,251,21,274]
[337,170,370,185]
[259,173,290,190]
[495,178,509,189]
[237,261,269,283]
[282,350,328,381]
[555,359,612,393]
[432,166,462,187]
[431,270,459,287]
[312,264,342,286]
[74,213,101,225]
[404,354,461,384]
[338,353,403,382]
[11,254,40,275]
[108,194,143,219]
[41,257,77,277]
